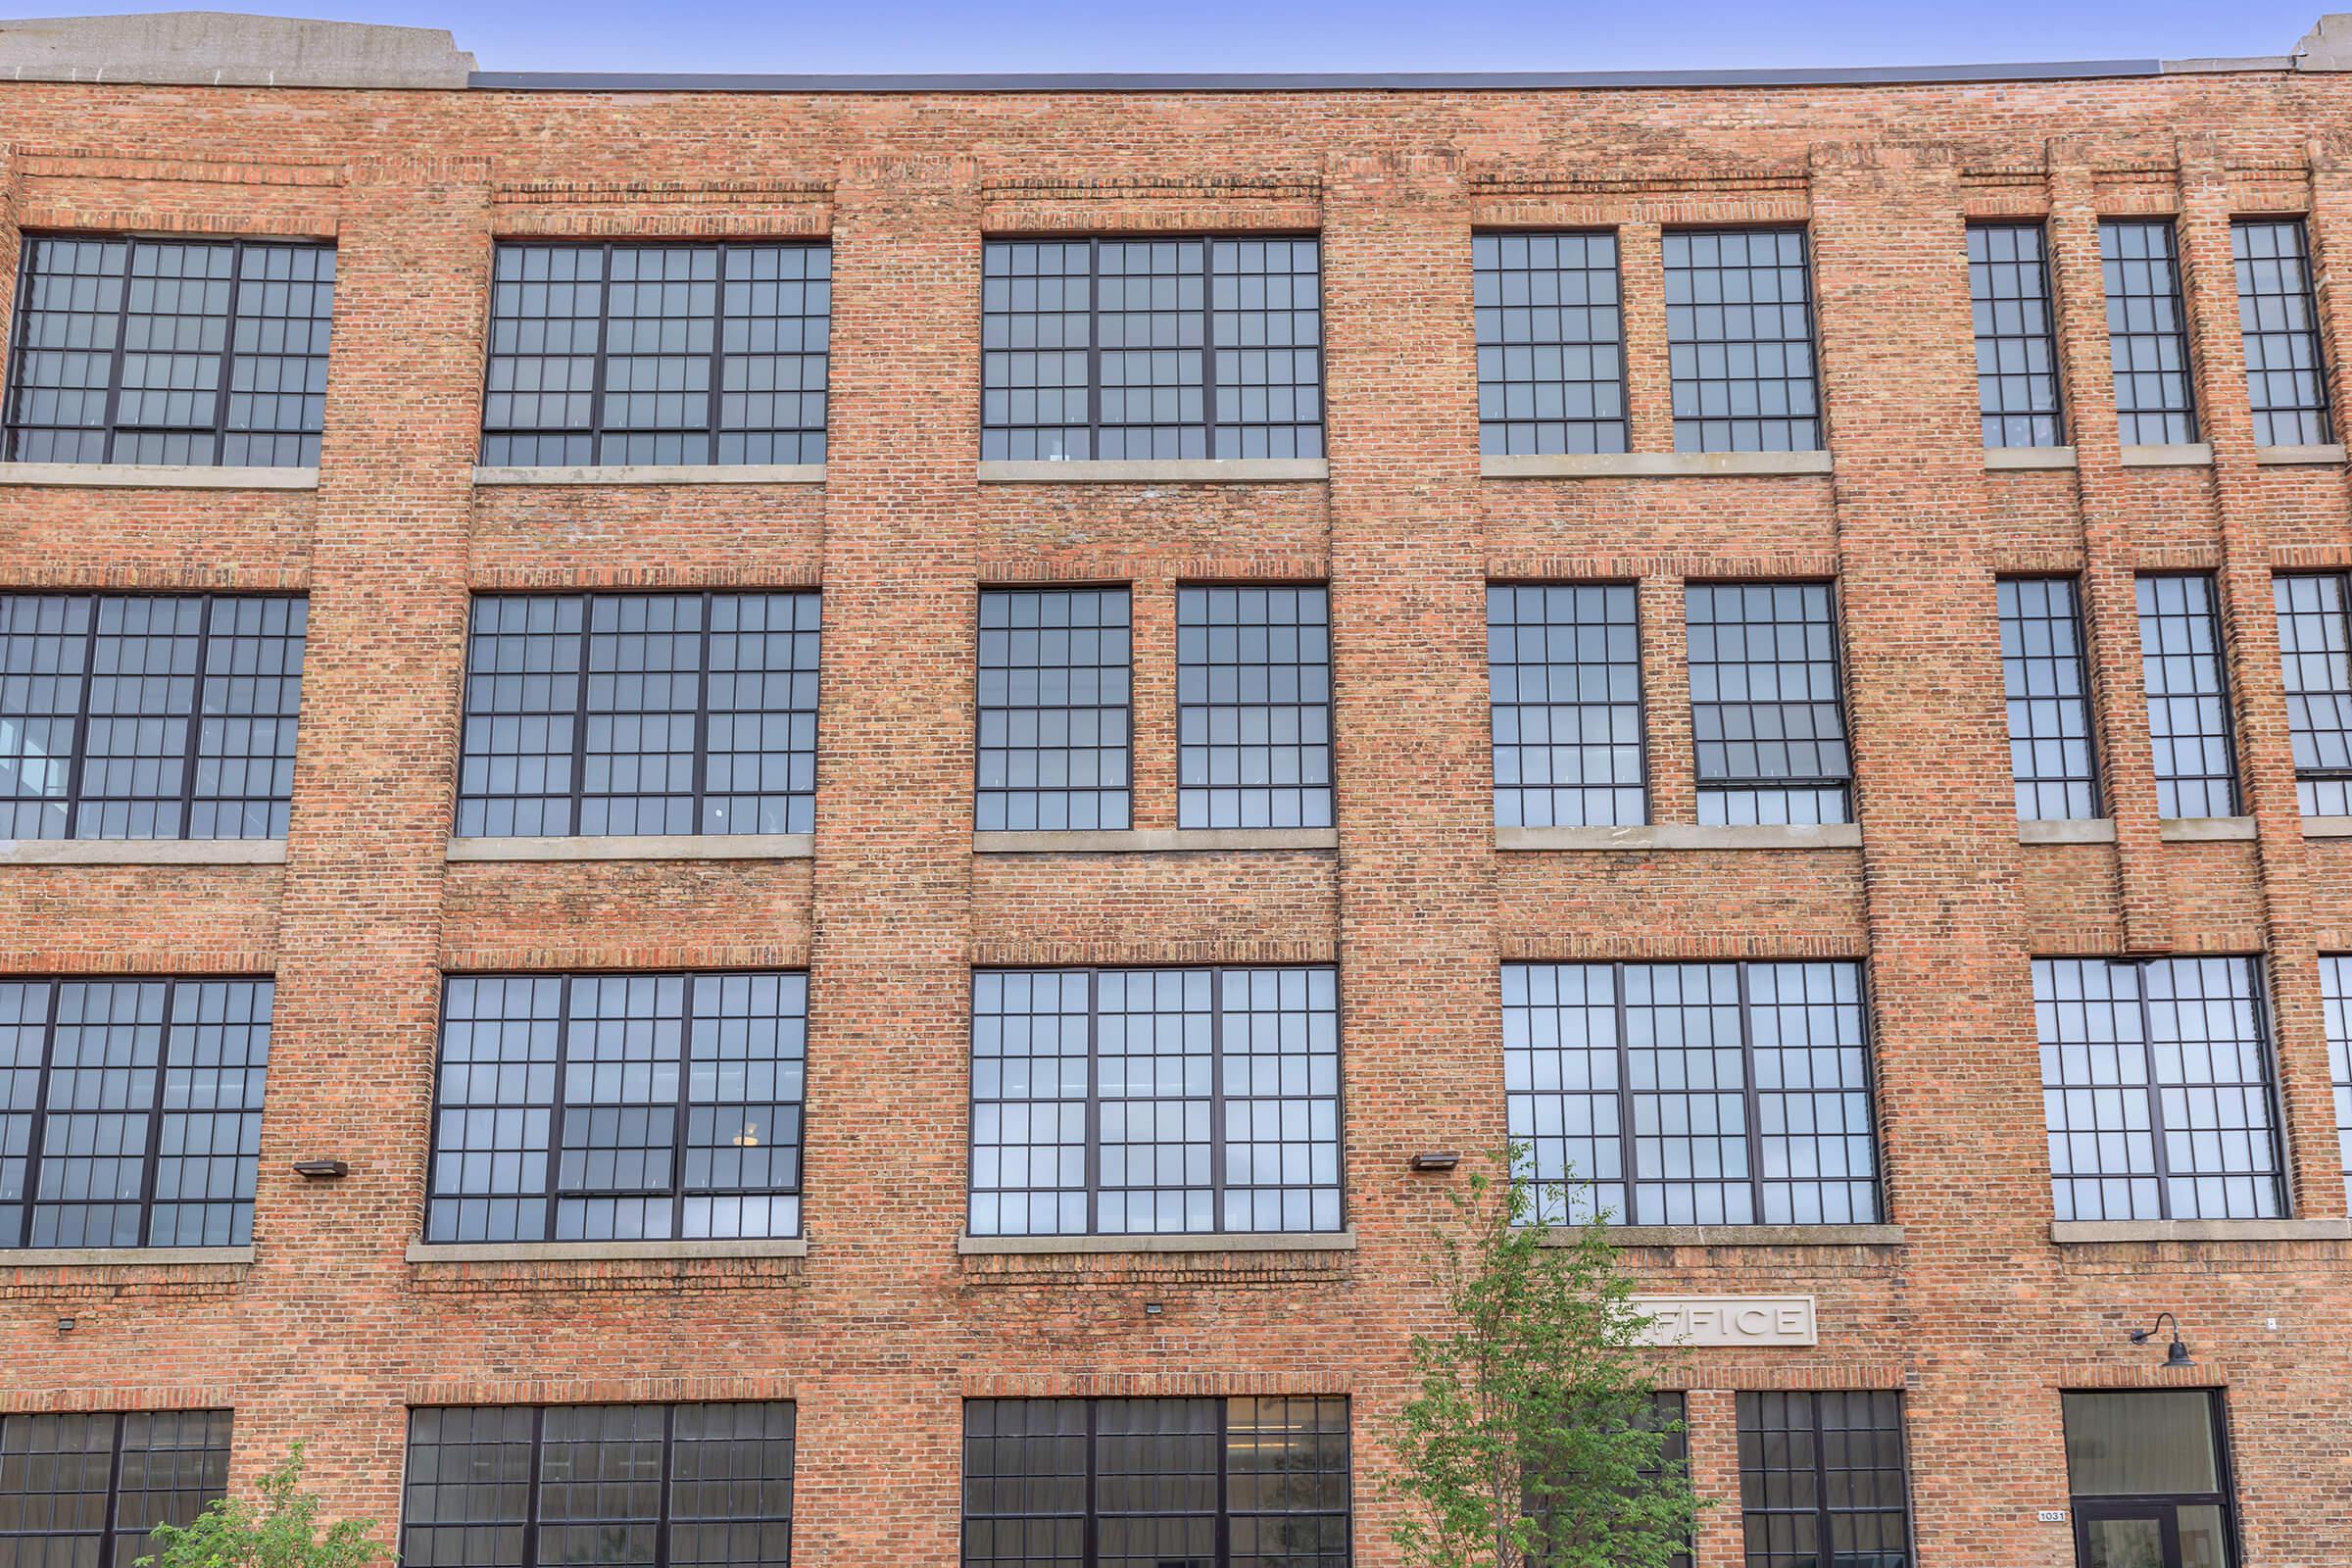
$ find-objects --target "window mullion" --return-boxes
[61,600,104,840]
[669,979,695,1244]
[655,1404,677,1568]
[1734,962,1768,1225]
[689,593,714,832]
[95,1411,128,1568]
[1199,242,1217,460]
[1086,968,1102,1236]
[566,596,594,838]
[2136,966,2176,1221]
[522,1407,546,1568]
[17,980,64,1249]
[1616,962,1638,1223]
[132,979,177,1247]
[99,243,136,464]
[1209,967,1226,1235]
[707,249,727,465]
[212,244,245,466]
[1086,239,1103,458]
[1214,1397,1231,1568]
[1083,1400,1101,1568]
[587,242,614,461]
[176,597,216,840]
[543,978,573,1244]
[1809,1394,1837,1568]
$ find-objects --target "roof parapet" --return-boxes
[0,11,473,87]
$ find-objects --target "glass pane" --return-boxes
[2063,1392,2221,1495]
[2084,1516,2167,1568]
[2177,1503,2231,1568]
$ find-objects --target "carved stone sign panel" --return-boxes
[1635,1295,1818,1347]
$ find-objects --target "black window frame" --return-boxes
[1967,220,2067,449]
[2314,955,2352,1210]
[973,585,1134,834]
[477,238,832,468]
[3,232,335,468]
[2272,571,2352,817]
[2061,1389,2244,1568]
[1683,579,1855,827]
[2134,573,2240,819]
[1486,580,1651,830]
[2100,218,2200,445]
[1736,1391,1914,1568]
[1997,575,2102,821]
[2230,216,2332,448]
[1661,226,1824,455]
[1472,228,1632,458]
[0,1408,233,1568]
[1175,581,1335,832]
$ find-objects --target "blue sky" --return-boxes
[8,1,2331,74]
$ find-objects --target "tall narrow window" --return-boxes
[0,1410,232,1568]
[2232,218,2331,447]
[1502,961,1882,1228]
[2101,220,2198,445]
[0,594,307,841]
[4,235,333,466]
[1998,578,2099,820]
[481,241,830,466]
[1737,1392,1912,1568]
[1663,228,1820,454]
[2034,956,2282,1223]
[426,971,807,1244]
[975,587,1130,833]
[2135,574,2237,818]
[404,1403,796,1568]
[970,967,1341,1237]
[1685,582,1851,826]
[2321,956,2352,1208]
[0,978,271,1250]
[1177,585,1333,830]
[1473,231,1628,456]
[455,592,820,839]
[961,1397,1349,1568]
[1968,223,2065,448]
[2062,1392,2239,1568]
[1488,583,1645,829]
[2274,573,2352,816]
[980,237,1323,462]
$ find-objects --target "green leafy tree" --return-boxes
[1387,1152,1700,1568]
[138,1446,391,1568]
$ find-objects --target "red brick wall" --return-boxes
[1,70,2350,1567]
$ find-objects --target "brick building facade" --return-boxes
[2,11,2351,1567]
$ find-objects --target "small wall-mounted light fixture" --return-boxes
[2129,1312,2193,1368]
[291,1158,350,1180]
[1143,1301,1164,1317]
[55,1317,74,1334]
[1409,1152,1461,1173]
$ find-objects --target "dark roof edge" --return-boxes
[466,58,2181,94]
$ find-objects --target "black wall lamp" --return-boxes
[1409,1152,1461,1173]
[291,1158,350,1180]
[2129,1312,2193,1367]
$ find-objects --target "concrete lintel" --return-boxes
[2018,818,2119,845]
[972,828,1338,854]
[957,1229,1356,1255]
[408,1238,809,1263]
[1496,823,1861,852]
[1984,446,2079,470]
[447,834,814,862]
[976,459,1328,484]
[2158,816,2259,842]
[1482,451,1833,479]
[2118,443,2214,467]
[1,1245,253,1267]
[0,838,286,865]
[0,463,318,490]
[1556,1224,1905,1249]
[2051,1218,2352,1245]
[2255,442,2347,466]
[2302,816,2352,838]
[472,464,825,486]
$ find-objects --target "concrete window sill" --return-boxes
[976,459,1327,484]
[0,839,286,865]
[0,463,318,490]
[1496,823,1860,852]
[2118,443,2213,467]
[972,828,1338,854]
[447,834,814,862]
[2303,816,2352,838]
[1482,451,1832,479]
[408,1238,808,1263]
[2018,818,2117,845]
[1984,446,2078,470]
[2050,1218,2350,1246]
[957,1229,1355,1255]
[2158,816,2257,842]
[472,464,824,486]
[1,1246,254,1267]
[1549,1224,1904,1248]
[2255,442,2346,466]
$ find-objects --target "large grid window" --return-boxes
[2323,956,2352,1210]
[1488,583,1645,829]
[4,235,333,467]
[1177,586,1332,830]
[1685,582,1851,826]
[1503,961,1881,1229]
[1737,1393,1911,1568]
[0,978,271,1250]
[2232,219,2331,447]
[1473,231,1628,456]
[480,242,830,467]
[1662,229,1820,454]
[0,594,307,841]
[2101,220,2198,445]
[426,971,807,1245]
[979,237,1323,462]
[969,967,1341,1238]
[1968,223,2065,448]
[2274,573,2352,817]
[976,588,1131,833]
[455,592,819,839]
[1998,578,2099,820]
[403,1402,795,1568]
[962,1396,1348,1568]
[0,1409,232,1568]
[2135,575,2237,819]
[2034,956,2283,1223]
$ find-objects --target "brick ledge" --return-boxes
[973,828,1337,854]
[408,1238,808,1262]
[1483,451,1832,478]
[0,839,286,865]
[1497,823,1860,852]
[0,463,317,490]
[446,834,813,861]
[1549,1225,1905,1248]
[473,464,823,486]
[977,458,1326,484]
[958,1229,1355,1255]
[2050,1218,2351,1245]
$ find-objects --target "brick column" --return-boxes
[1620,220,1675,454]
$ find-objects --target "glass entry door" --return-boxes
[2079,1504,2176,1568]
[2061,1392,2238,1568]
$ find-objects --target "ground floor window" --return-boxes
[1736,1391,1911,1568]
[0,1409,230,1568]
[2063,1391,2236,1568]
